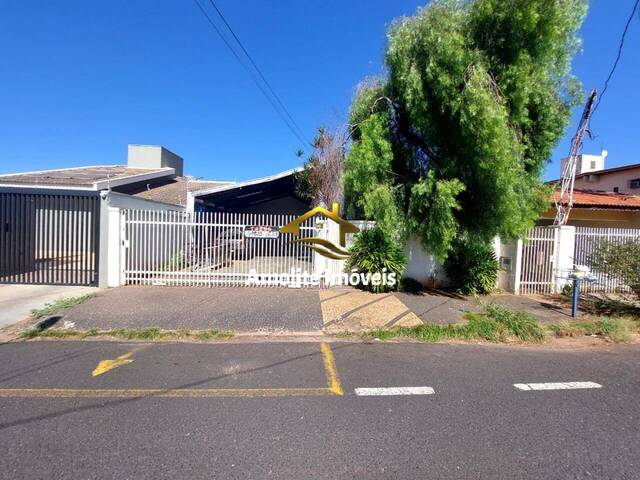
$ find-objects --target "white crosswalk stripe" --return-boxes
[354,387,435,396]
[514,382,602,391]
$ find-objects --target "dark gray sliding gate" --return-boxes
[0,192,100,285]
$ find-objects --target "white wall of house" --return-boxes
[106,191,184,212]
[127,144,184,177]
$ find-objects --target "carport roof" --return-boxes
[191,168,303,211]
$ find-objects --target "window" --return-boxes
[630,179,640,189]
[613,187,619,193]
[590,160,596,170]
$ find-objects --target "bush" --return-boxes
[444,238,499,295]
[346,226,406,293]
[591,239,640,297]
[477,304,545,342]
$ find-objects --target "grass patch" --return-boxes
[20,327,233,341]
[330,332,357,339]
[364,303,545,343]
[30,294,94,319]
[548,316,636,343]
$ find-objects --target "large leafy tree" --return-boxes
[344,0,587,259]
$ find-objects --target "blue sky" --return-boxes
[0,0,638,182]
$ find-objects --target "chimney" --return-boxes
[127,145,183,177]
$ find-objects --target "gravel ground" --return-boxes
[61,286,323,332]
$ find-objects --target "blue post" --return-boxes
[571,277,581,318]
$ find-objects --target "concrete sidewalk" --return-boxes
[0,284,99,328]
[36,285,574,334]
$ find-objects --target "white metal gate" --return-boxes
[574,227,640,293]
[123,210,324,287]
[519,226,557,295]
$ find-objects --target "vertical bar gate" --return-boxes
[0,192,100,285]
[574,226,640,294]
[518,226,557,295]
[122,210,320,287]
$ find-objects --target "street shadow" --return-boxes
[420,288,468,300]
[0,347,100,385]
[0,343,358,431]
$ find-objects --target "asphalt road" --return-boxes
[0,340,638,479]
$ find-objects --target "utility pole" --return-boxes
[554,89,597,226]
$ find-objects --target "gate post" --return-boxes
[513,239,523,295]
[97,193,109,288]
[97,198,125,288]
[552,226,576,293]
[119,209,127,286]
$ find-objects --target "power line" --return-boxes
[592,0,639,115]
[191,0,311,149]
[205,0,311,147]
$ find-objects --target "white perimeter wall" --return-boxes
[403,236,449,288]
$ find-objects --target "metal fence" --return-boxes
[123,210,323,287]
[574,227,640,293]
[0,192,100,285]
[519,226,557,295]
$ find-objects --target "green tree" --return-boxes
[344,0,587,259]
[295,127,346,207]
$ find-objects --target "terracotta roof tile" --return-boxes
[553,189,640,209]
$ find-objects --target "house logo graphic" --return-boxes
[280,203,359,260]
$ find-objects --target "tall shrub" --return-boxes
[344,0,587,259]
[445,238,499,295]
[591,239,640,297]
[346,226,406,294]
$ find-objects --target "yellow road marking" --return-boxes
[92,346,144,377]
[0,388,333,398]
[320,342,343,396]
[0,343,344,399]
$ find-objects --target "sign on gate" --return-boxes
[243,225,279,239]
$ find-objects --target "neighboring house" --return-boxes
[0,145,310,287]
[565,151,640,195]
[547,152,640,228]
[538,189,640,228]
